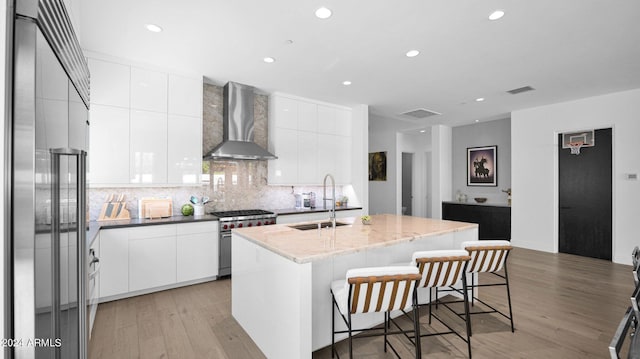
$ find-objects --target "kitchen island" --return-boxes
[232,214,478,359]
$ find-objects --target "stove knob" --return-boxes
[248,223,253,227]
[223,224,228,230]
[230,224,235,229]
[257,222,262,226]
[238,223,243,228]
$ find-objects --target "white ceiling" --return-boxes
[78,0,640,129]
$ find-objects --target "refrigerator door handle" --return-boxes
[50,147,88,359]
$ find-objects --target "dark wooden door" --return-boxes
[558,128,612,260]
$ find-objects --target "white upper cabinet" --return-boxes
[130,110,168,184]
[268,94,352,185]
[298,101,317,132]
[297,131,318,184]
[336,108,352,137]
[168,74,202,117]
[88,55,203,186]
[89,105,129,184]
[88,58,130,108]
[268,127,298,184]
[168,114,202,184]
[317,105,337,135]
[271,96,298,130]
[130,67,167,113]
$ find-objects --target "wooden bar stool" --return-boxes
[407,250,472,358]
[330,266,422,358]
[438,240,515,335]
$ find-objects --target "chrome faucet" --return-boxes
[323,173,336,227]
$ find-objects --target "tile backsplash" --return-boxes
[89,83,353,220]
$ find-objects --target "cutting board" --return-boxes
[139,198,173,219]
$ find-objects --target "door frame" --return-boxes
[401,152,413,215]
[553,125,616,257]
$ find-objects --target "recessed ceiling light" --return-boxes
[145,24,163,33]
[263,57,275,63]
[342,81,352,86]
[315,7,332,19]
[489,10,505,21]
[475,97,485,102]
[406,50,420,58]
[475,120,480,122]
[419,130,426,133]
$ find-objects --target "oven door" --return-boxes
[219,231,232,277]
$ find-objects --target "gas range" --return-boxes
[212,209,277,277]
[210,209,277,230]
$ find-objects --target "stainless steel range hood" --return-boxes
[204,82,277,160]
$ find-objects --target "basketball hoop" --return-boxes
[562,130,594,155]
[569,141,584,155]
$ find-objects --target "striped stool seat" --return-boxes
[410,250,473,358]
[331,266,422,358]
[437,240,515,336]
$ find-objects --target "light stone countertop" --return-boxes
[233,214,478,264]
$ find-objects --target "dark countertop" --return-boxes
[96,214,219,229]
[272,206,363,216]
[442,201,510,208]
[88,214,219,245]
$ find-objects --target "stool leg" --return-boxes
[428,288,433,325]
[331,297,336,358]
[348,311,353,359]
[462,272,473,357]
[413,290,422,359]
[471,274,475,307]
[504,263,515,333]
[384,312,388,353]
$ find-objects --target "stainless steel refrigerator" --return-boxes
[11,0,90,358]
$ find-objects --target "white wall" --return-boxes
[398,132,431,217]
[511,88,640,264]
[431,125,452,219]
[452,118,511,204]
[368,115,397,214]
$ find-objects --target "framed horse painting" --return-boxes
[467,145,497,186]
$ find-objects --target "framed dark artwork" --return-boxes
[467,146,497,186]
[369,151,387,181]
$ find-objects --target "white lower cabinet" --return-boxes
[129,234,176,292]
[99,221,219,301]
[99,228,129,298]
[176,221,218,282]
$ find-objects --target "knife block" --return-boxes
[97,194,131,221]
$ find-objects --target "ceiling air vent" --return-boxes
[401,108,441,119]
[507,86,535,95]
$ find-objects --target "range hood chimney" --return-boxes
[204,82,277,160]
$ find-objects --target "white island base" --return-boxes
[232,215,478,359]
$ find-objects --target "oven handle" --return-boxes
[89,256,100,279]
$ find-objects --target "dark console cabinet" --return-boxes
[442,202,511,241]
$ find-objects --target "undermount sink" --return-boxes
[289,221,349,231]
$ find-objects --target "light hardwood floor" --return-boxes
[89,247,634,358]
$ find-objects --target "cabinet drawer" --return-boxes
[176,221,218,235]
[128,224,176,239]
